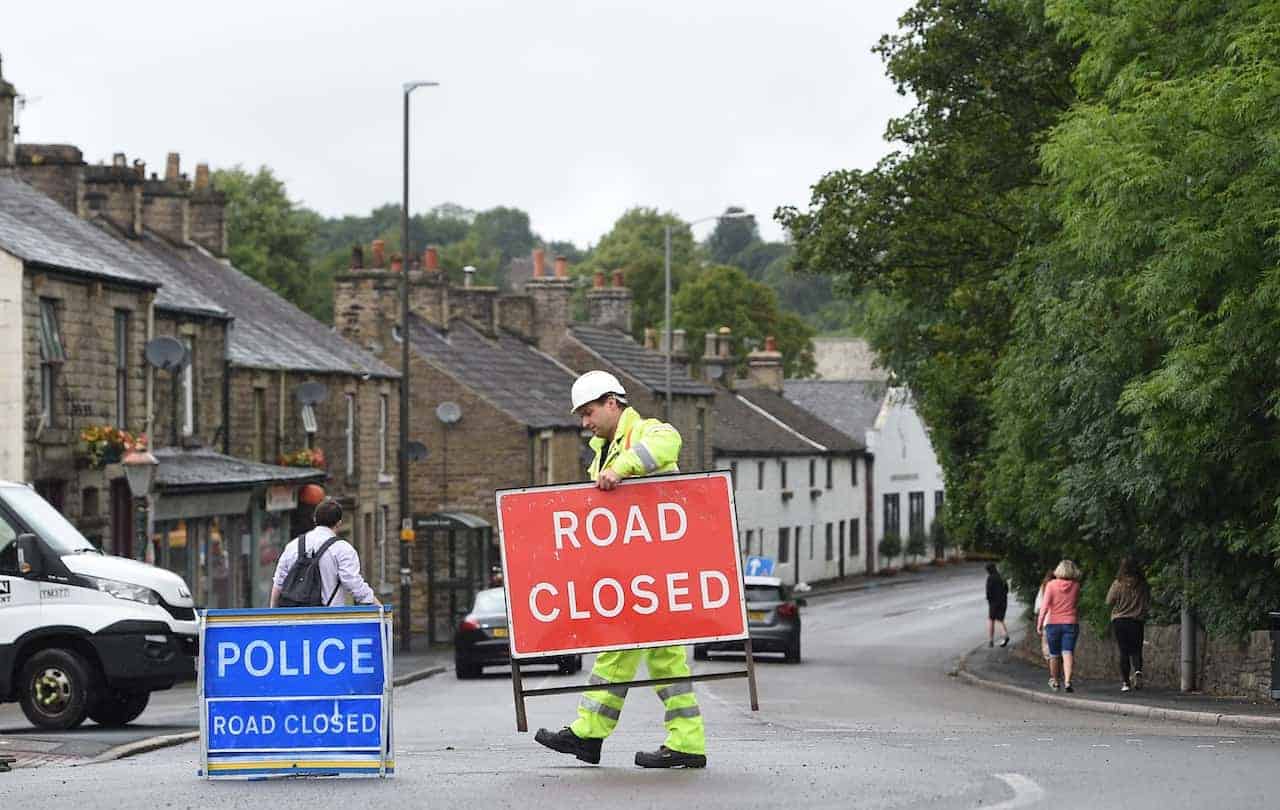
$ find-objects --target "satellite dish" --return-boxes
[406,441,429,461]
[436,401,462,425]
[295,381,329,405]
[143,336,188,372]
[706,364,724,380]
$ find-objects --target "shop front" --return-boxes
[144,449,324,608]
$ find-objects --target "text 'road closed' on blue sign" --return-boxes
[198,606,394,780]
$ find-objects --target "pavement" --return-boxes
[959,634,1280,731]
[0,634,455,770]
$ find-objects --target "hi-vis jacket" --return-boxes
[587,407,681,480]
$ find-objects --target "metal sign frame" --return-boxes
[495,469,759,732]
[197,604,395,779]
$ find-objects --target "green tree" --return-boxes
[878,532,903,570]
[578,208,699,339]
[214,166,325,319]
[777,0,1078,552]
[704,207,759,265]
[673,265,816,378]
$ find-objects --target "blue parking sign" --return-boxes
[198,606,394,779]
[745,556,774,577]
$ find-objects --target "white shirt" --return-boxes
[271,526,375,605]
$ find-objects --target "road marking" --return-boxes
[1125,739,1143,744]
[1218,740,1237,744]
[1091,744,1111,749]
[944,737,959,741]
[1197,745,1216,749]
[992,743,1011,748]
[1034,738,1054,742]
[985,773,1046,810]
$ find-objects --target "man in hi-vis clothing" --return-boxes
[534,370,707,769]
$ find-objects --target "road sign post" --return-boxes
[197,605,395,779]
[496,470,758,730]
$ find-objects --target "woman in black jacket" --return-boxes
[985,564,1010,647]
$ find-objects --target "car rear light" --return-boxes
[777,602,798,618]
[459,616,480,632]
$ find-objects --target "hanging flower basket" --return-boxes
[278,447,327,469]
[80,426,148,470]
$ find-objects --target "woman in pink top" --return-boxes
[1037,559,1082,692]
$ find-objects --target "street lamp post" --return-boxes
[663,211,754,420]
[121,448,158,564]
[400,80,438,652]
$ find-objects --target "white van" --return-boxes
[0,481,197,730]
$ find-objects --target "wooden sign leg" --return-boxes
[512,658,529,732]
[742,638,760,711]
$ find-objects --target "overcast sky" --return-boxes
[2,1,915,247]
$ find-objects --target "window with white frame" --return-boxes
[38,299,66,428]
[181,336,195,436]
[301,403,318,448]
[378,394,388,475]
[345,394,356,476]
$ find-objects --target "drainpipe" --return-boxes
[864,454,875,573]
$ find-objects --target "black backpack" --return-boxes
[277,535,343,607]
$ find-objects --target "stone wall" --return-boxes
[151,313,226,450]
[1015,618,1273,698]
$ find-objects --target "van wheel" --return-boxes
[88,689,150,727]
[18,648,96,730]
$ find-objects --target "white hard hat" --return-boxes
[571,370,626,412]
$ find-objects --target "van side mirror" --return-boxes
[17,534,42,576]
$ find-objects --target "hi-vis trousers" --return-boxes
[569,645,706,755]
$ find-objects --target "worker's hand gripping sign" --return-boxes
[496,471,748,657]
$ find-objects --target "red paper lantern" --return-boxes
[299,483,326,506]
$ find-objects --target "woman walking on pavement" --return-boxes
[1107,558,1151,692]
[985,564,1010,647]
[1038,560,1082,692]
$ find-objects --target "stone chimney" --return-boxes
[141,151,190,244]
[0,55,16,167]
[587,267,633,333]
[702,326,735,386]
[525,253,574,354]
[15,144,85,214]
[188,162,227,255]
[744,335,784,391]
[84,154,144,236]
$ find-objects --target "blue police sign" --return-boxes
[198,605,394,779]
[745,556,775,577]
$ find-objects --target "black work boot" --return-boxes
[534,727,602,765]
[634,745,707,769]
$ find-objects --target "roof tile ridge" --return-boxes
[733,393,828,452]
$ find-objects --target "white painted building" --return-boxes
[712,383,869,587]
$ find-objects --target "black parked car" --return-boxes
[454,587,583,679]
[694,576,804,663]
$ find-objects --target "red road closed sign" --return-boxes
[496,471,748,658]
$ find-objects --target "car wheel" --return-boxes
[784,639,801,664]
[18,648,97,730]
[88,689,150,727]
[455,659,482,679]
[693,645,709,661]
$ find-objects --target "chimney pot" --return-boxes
[425,245,440,271]
[765,335,778,352]
[390,254,403,272]
[351,244,364,269]
[554,255,568,278]
[372,239,386,269]
[194,163,210,191]
[672,329,687,355]
[533,248,546,278]
[165,152,180,182]
[704,332,718,358]
[717,326,732,358]
[593,270,606,289]
[463,265,476,288]
[644,327,657,350]
[112,152,126,168]
[612,268,625,288]
[132,159,146,178]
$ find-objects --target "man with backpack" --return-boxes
[269,498,380,608]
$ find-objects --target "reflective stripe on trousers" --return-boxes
[569,645,706,755]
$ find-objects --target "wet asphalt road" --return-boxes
[4,563,1277,808]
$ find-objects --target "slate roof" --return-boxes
[569,324,714,396]
[0,175,234,319]
[782,380,888,443]
[134,234,398,378]
[154,447,323,492]
[407,314,580,430]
